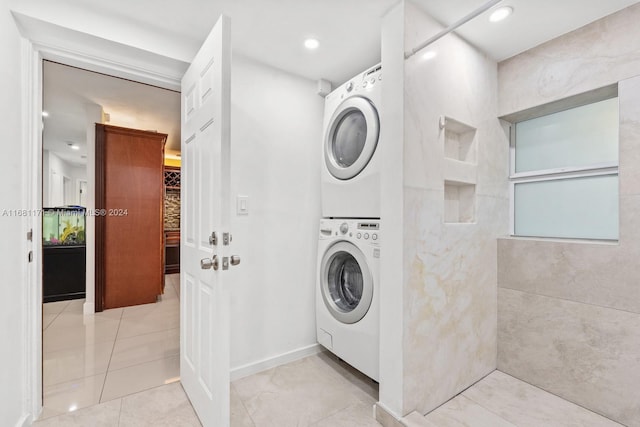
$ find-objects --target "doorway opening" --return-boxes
[40,59,182,418]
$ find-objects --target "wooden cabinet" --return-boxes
[43,246,86,303]
[164,230,180,274]
[95,124,166,310]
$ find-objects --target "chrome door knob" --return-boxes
[230,255,241,266]
[200,255,219,270]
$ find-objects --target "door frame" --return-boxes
[18,17,186,421]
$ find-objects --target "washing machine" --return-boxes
[321,64,382,219]
[316,218,380,381]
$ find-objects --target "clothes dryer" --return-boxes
[321,64,382,219]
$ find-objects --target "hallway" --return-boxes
[41,274,180,419]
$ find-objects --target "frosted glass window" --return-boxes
[514,175,618,240]
[515,98,618,173]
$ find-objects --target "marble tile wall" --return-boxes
[497,13,640,427]
[400,0,509,416]
[498,2,640,116]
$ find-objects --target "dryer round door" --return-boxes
[320,241,373,324]
[325,96,380,180]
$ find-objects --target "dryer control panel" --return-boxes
[344,64,382,94]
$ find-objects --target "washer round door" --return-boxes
[320,241,373,324]
[325,96,380,180]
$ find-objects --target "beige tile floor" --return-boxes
[35,352,380,427]
[410,371,623,427]
[39,274,620,426]
[40,274,181,420]
[36,352,623,426]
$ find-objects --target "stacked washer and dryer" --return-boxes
[316,64,382,381]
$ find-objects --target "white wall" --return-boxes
[229,55,323,376]
[378,1,406,418]
[42,150,87,206]
[0,2,29,426]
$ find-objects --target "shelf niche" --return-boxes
[441,116,477,224]
[442,116,477,163]
[444,182,476,224]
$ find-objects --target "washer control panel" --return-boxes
[319,220,380,242]
[356,221,379,242]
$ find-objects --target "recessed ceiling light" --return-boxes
[42,111,49,117]
[489,6,513,23]
[304,38,320,50]
[67,143,80,150]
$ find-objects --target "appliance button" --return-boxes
[357,233,362,239]
[346,81,354,92]
[362,81,368,88]
[379,75,382,80]
[370,78,375,84]
[372,233,378,240]
[364,233,370,240]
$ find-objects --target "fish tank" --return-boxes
[43,207,86,246]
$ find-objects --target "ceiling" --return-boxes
[34,0,639,166]
[43,61,180,165]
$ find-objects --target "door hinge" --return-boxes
[28,251,33,263]
[27,229,33,241]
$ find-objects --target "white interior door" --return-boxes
[78,180,88,206]
[180,14,233,427]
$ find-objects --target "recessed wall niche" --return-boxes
[444,183,476,223]
[442,116,477,163]
[441,116,477,224]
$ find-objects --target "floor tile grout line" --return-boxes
[456,394,518,427]
[107,353,180,376]
[488,371,625,425]
[42,366,112,389]
[499,285,640,315]
[99,307,125,404]
[231,382,258,427]
[116,397,124,426]
[100,378,182,406]
[115,323,181,341]
[114,325,180,342]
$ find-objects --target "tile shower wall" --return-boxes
[497,6,640,426]
[400,1,509,416]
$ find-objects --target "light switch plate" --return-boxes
[236,195,249,215]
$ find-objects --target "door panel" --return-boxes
[180,14,232,427]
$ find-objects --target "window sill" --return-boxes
[500,235,619,246]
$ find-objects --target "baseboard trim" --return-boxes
[230,343,323,381]
[375,402,405,427]
[83,301,95,315]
